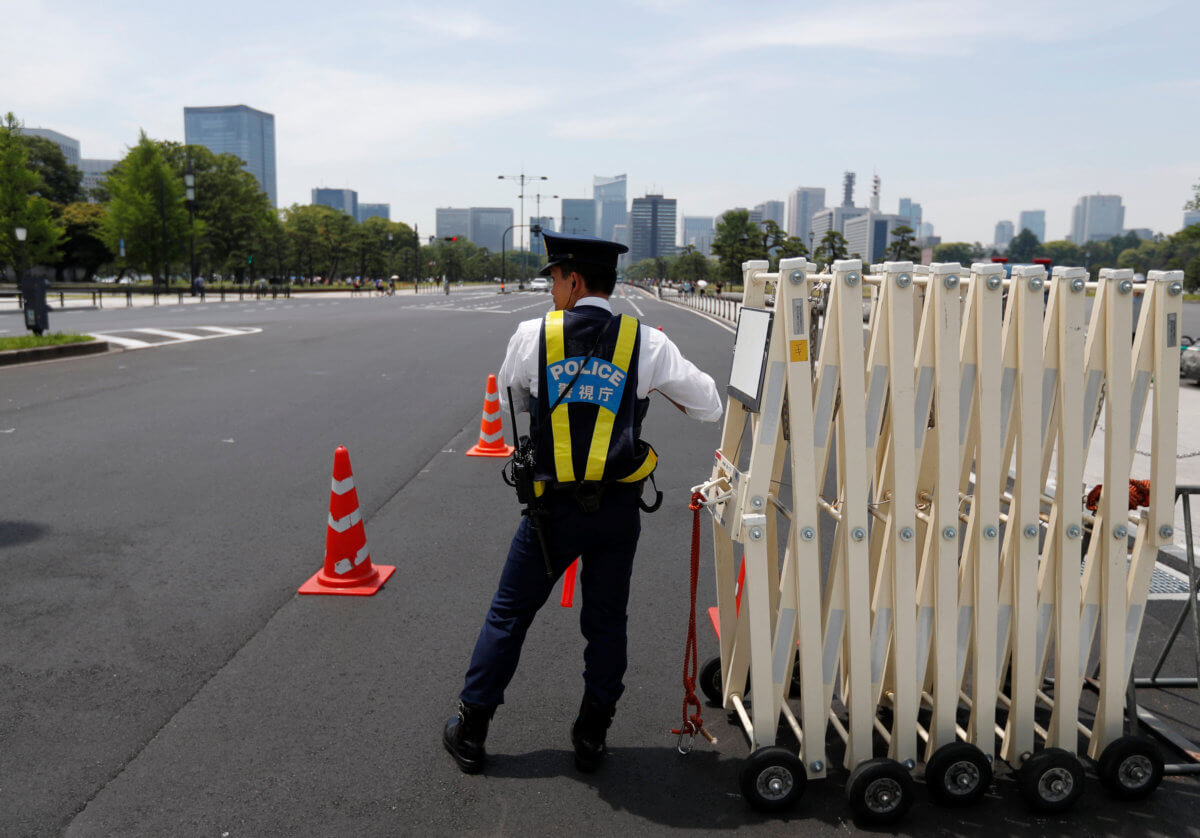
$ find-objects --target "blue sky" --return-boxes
[7,0,1199,244]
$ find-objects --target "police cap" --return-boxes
[538,230,629,277]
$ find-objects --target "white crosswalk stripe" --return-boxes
[86,326,262,350]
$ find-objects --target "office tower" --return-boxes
[1069,194,1125,243]
[811,205,867,242]
[436,207,471,240]
[561,198,596,235]
[593,174,627,241]
[530,216,555,256]
[80,158,118,202]
[898,198,922,231]
[313,188,358,218]
[24,128,81,168]
[682,216,715,255]
[994,220,1015,249]
[468,207,513,252]
[184,105,277,206]
[1018,209,1046,242]
[844,212,909,264]
[1185,210,1200,230]
[787,187,826,245]
[754,200,785,228]
[356,203,390,222]
[842,172,856,207]
[629,193,676,263]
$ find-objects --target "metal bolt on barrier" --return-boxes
[1114,524,1128,539]
[749,526,764,541]
[751,496,765,510]
[1024,524,1039,539]
[1119,279,1133,294]
[1169,281,1183,296]
[943,526,957,540]
[945,275,960,289]
[801,527,816,542]
[1159,525,1174,539]
[897,273,912,288]
[852,527,867,542]
[987,275,1002,290]
[900,527,914,542]
[984,525,999,540]
[846,272,860,287]
[1067,525,1082,539]
[1029,277,1044,292]
[1071,277,1086,292]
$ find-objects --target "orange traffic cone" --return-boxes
[299,446,396,596]
[466,374,515,458]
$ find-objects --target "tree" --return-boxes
[101,132,189,284]
[1007,228,1039,263]
[775,235,810,264]
[1185,178,1200,212]
[813,230,849,268]
[932,242,974,264]
[669,247,714,284]
[56,202,113,281]
[0,113,64,279]
[1037,239,1082,267]
[884,225,921,262]
[20,134,82,204]
[711,209,764,285]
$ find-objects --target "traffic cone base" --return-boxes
[466,373,515,458]
[299,445,395,596]
[299,562,395,596]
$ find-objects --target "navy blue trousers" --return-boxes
[460,487,642,710]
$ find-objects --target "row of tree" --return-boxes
[0,113,543,286]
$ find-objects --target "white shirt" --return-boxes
[498,297,723,422]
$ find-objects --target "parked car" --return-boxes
[529,277,550,292]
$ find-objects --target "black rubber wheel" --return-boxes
[1097,736,1164,800]
[1017,748,1085,813]
[699,655,749,706]
[739,747,806,813]
[925,742,992,807]
[846,757,915,826]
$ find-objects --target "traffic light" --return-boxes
[442,236,459,242]
[247,254,254,265]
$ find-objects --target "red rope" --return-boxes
[671,491,707,745]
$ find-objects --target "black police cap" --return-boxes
[538,231,629,277]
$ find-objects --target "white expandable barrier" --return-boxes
[692,257,1185,821]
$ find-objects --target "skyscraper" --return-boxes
[530,216,556,256]
[994,220,1015,249]
[184,105,277,206]
[24,128,81,168]
[436,208,471,240]
[594,174,627,241]
[898,198,922,232]
[312,188,357,218]
[629,194,676,263]
[787,187,826,245]
[561,198,596,236]
[356,203,390,222]
[80,158,118,202]
[1018,210,1046,242]
[469,207,513,252]
[754,200,785,228]
[1069,194,1125,243]
[1185,210,1200,230]
[682,216,714,255]
[844,212,909,264]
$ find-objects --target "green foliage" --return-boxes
[1037,239,1082,266]
[20,135,81,204]
[813,230,848,268]
[932,241,974,264]
[884,225,921,263]
[711,210,765,283]
[0,332,93,351]
[102,132,189,283]
[1185,178,1200,213]
[57,202,113,280]
[669,247,716,283]
[1007,228,1039,263]
[0,113,64,278]
[282,204,355,280]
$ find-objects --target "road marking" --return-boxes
[86,326,262,350]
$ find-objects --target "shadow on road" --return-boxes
[0,520,50,548]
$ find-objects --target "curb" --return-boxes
[0,340,110,367]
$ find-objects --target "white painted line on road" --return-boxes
[195,326,250,335]
[135,328,207,341]
[94,333,155,348]
[510,300,552,312]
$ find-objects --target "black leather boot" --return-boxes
[443,700,494,774]
[571,697,616,773]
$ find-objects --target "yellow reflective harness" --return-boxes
[536,310,657,494]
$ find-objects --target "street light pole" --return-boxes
[498,172,547,283]
[184,154,196,292]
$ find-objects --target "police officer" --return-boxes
[443,231,722,774]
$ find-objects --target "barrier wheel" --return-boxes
[1017,748,1084,813]
[925,742,992,807]
[739,747,806,813]
[846,758,914,826]
[699,655,749,706]
[1097,736,1163,800]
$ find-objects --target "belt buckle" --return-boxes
[574,483,602,513]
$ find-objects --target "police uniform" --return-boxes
[445,231,721,774]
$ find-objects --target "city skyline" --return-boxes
[6,0,1198,245]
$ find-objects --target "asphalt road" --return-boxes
[2,287,1199,837]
